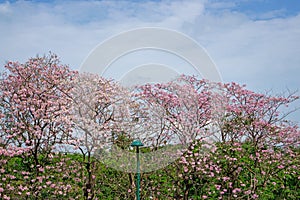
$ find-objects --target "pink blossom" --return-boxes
[278,165,284,169]
[233,188,241,193]
[46,181,52,185]
[3,195,10,200]
[215,185,221,190]
[184,166,189,173]
[244,190,251,195]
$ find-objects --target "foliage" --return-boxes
[0,54,299,199]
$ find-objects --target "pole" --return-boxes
[136,146,141,200]
[131,140,143,200]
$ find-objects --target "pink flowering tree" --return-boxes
[133,75,219,199]
[207,82,299,199]
[217,82,299,145]
[66,73,139,199]
[176,80,300,199]
[134,75,215,147]
[0,53,77,199]
[133,76,299,199]
[0,55,299,200]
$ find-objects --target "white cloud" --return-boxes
[200,14,300,90]
[0,1,11,15]
[0,0,299,121]
[0,0,207,68]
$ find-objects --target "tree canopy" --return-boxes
[0,54,299,199]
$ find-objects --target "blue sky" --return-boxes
[225,0,300,18]
[236,0,300,17]
[0,0,299,122]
